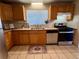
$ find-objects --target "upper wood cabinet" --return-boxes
[0,3,13,21]
[48,3,75,21]
[12,5,26,21]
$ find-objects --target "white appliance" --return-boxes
[0,20,8,59]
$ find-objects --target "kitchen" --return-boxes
[0,0,79,59]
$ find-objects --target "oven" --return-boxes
[59,30,74,41]
[54,23,74,45]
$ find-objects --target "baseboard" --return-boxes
[46,43,58,45]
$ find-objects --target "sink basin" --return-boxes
[31,28,45,30]
[45,28,58,30]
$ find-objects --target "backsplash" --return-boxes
[30,24,45,29]
[2,21,29,29]
[2,18,78,30]
[67,15,79,29]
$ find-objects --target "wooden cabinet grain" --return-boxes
[29,34,38,44]
[12,30,46,45]
[12,31,29,45]
[12,31,19,45]
[38,33,46,44]
[29,30,46,45]
[49,3,75,21]
[12,5,25,21]
[0,3,13,21]
[19,31,29,44]
[4,31,13,50]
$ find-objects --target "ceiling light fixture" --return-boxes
[31,3,43,5]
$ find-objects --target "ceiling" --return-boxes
[1,0,74,4]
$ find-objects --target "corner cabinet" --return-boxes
[4,31,13,50]
[48,3,75,21]
[0,3,13,21]
[12,5,26,21]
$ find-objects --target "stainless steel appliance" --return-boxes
[0,20,8,59]
[46,30,58,44]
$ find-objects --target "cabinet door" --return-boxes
[1,4,13,21]
[12,31,19,44]
[49,4,74,20]
[29,34,38,45]
[29,31,38,45]
[1,4,7,20]
[51,5,58,20]
[29,30,46,45]
[12,31,29,45]
[12,5,25,21]
[19,31,29,44]
[4,31,13,50]
[7,5,13,20]
[38,33,46,44]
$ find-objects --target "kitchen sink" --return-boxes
[31,28,45,30]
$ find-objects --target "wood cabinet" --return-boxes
[29,30,46,45]
[4,31,13,50]
[12,30,46,45]
[12,5,25,21]
[12,30,29,45]
[49,3,75,21]
[0,3,13,21]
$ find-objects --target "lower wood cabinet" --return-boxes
[4,31,13,50]
[38,33,46,44]
[29,30,46,45]
[12,31,29,45]
[19,31,29,44]
[29,34,38,44]
[4,30,47,49]
[12,30,46,45]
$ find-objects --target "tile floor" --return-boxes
[8,45,79,59]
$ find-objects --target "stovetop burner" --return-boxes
[55,26,73,32]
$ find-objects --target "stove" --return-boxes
[54,23,74,45]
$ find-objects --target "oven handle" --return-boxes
[59,31,74,33]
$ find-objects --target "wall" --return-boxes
[24,4,49,10]
[67,0,79,47]
[74,0,79,48]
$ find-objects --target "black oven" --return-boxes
[58,29,74,41]
[54,23,74,44]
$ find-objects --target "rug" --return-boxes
[28,45,47,54]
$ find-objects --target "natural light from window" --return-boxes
[27,10,48,25]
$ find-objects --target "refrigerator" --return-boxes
[0,20,8,59]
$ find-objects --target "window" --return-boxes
[27,10,48,25]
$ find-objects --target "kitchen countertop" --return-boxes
[4,30,11,32]
[12,28,58,31]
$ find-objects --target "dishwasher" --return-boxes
[46,30,58,44]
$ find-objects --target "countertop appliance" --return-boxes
[54,23,74,45]
[0,20,8,59]
[46,30,58,44]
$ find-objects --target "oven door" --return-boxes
[58,31,74,41]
